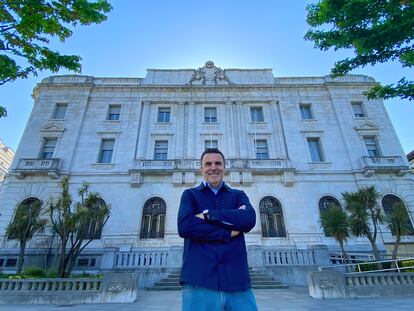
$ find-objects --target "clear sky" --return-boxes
[0,0,413,154]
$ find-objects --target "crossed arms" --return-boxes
[177,189,256,242]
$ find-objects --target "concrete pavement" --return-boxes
[1,287,414,310]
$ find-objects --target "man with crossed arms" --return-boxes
[178,148,258,311]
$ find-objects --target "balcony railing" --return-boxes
[133,160,176,170]
[13,158,62,179]
[361,156,409,176]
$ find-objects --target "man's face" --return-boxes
[200,152,225,188]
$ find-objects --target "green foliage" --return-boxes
[48,177,111,277]
[401,259,414,272]
[342,186,384,262]
[22,266,46,277]
[0,0,112,115]
[0,106,6,118]
[5,198,46,273]
[305,0,414,101]
[70,272,104,278]
[387,201,413,236]
[320,206,349,241]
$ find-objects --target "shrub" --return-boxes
[400,260,414,272]
[23,266,46,278]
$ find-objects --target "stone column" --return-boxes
[187,102,196,159]
[237,101,248,158]
[136,101,151,159]
[168,246,183,268]
[174,102,185,159]
[226,101,237,158]
[100,247,118,269]
[270,100,287,158]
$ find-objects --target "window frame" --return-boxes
[351,102,366,118]
[107,104,121,121]
[41,138,57,159]
[299,103,314,120]
[154,140,168,160]
[307,137,325,162]
[51,103,68,120]
[363,136,381,157]
[205,139,218,150]
[98,139,115,164]
[250,106,265,122]
[157,107,171,123]
[255,139,269,160]
[204,107,217,123]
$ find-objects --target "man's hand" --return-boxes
[231,230,240,237]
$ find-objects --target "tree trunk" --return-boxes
[391,235,401,261]
[16,240,26,274]
[368,237,383,270]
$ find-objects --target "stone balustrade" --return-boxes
[114,250,170,268]
[361,156,409,176]
[308,271,414,299]
[0,272,136,304]
[263,249,316,266]
[12,158,62,179]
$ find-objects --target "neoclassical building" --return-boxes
[0,62,413,284]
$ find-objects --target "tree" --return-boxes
[48,177,110,277]
[387,201,413,261]
[0,0,113,117]
[305,0,414,101]
[342,186,385,263]
[320,205,350,263]
[5,198,46,273]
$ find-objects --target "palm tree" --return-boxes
[342,186,385,263]
[387,201,413,261]
[320,206,350,263]
[5,198,46,273]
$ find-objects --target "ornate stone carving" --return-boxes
[188,61,231,86]
[107,282,128,292]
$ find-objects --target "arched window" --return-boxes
[259,196,286,237]
[8,197,42,239]
[319,196,342,237]
[140,197,166,239]
[382,194,414,236]
[319,196,341,213]
[83,198,107,240]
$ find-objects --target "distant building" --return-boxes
[408,150,414,171]
[0,62,413,285]
[0,139,15,183]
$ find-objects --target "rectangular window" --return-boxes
[77,258,89,267]
[107,105,121,120]
[299,104,313,120]
[352,102,366,118]
[205,139,218,150]
[52,103,68,119]
[157,107,171,123]
[255,139,269,159]
[307,137,324,162]
[204,107,217,123]
[98,139,115,163]
[5,258,17,267]
[154,140,168,160]
[364,136,380,156]
[42,138,57,159]
[250,107,264,122]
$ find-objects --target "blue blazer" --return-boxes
[177,182,256,291]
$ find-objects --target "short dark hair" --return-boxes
[200,148,225,167]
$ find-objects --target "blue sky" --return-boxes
[1,0,413,153]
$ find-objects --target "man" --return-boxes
[177,148,258,311]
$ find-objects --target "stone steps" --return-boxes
[145,269,288,291]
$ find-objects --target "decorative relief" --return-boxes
[107,282,128,292]
[188,61,231,86]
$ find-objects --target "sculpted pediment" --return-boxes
[40,123,66,133]
[355,121,379,131]
[188,61,231,86]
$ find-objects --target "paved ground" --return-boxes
[1,287,414,310]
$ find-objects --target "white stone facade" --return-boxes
[1,62,414,272]
[0,139,15,183]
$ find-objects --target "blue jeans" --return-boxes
[182,283,258,311]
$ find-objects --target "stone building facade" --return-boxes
[0,62,413,284]
[0,139,15,184]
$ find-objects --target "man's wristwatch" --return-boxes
[202,209,209,221]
